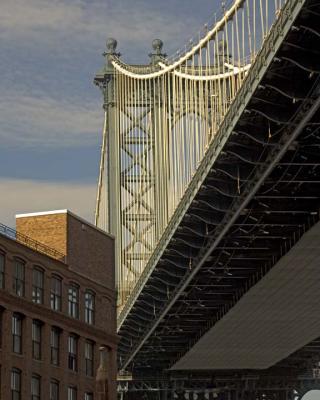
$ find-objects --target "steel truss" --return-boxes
[116,0,320,380]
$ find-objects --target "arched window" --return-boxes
[68,334,78,371]
[67,386,77,400]
[31,374,41,400]
[32,267,44,304]
[84,290,95,325]
[13,258,25,297]
[11,368,21,400]
[50,275,62,311]
[85,340,94,377]
[32,320,42,360]
[50,327,61,366]
[12,313,23,354]
[50,379,59,400]
[68,283,79,319]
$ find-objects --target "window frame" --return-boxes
[68,283,79,319]
[84,290,95,325]
[32,320,42,360]
[11,368,21,400]
[84,393,93,400]
[13,259,25,297]
[50,327,60,366]
[85,340,94,377]
[68,334,78,372]
[50,275,62,311]
[31,374,41,400]
[12,313,22,354]
[50,379,59,400]
[67,386,77,400]
[32,266,44,304]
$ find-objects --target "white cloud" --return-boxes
[0,0,95,36]
[0,178,96,227]
[0,92,102,148]
[0,1,196,150]
[0,0,190,56]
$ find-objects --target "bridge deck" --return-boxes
[173,221,320,370]
[118,0,320,378]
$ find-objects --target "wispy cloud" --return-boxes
[0,91,102,148]
[0,178,96,227]
[0,0,197,150]
[0,0,190,56]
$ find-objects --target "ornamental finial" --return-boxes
[152,39,163,55]
[106,38,117,54]
[149,39,166,65]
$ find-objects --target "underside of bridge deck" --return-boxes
[117,0,320,389]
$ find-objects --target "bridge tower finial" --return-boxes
[149,39,166,65]
[103,37,120,69]
[106,38,117,54]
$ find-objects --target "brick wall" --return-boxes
[16,212,68,256]
[16,211,115,291]
[67,213,115,291]
[0,232,118,400]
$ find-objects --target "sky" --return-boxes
[0,0,227,227]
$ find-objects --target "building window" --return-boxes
[32,267,44,304]
[85,393,93,400]
[13,259,25,297]
[31,375,40,400]
[32,320,41,360]
[51,327,60,366]
[0,252,5,289]
[11,368,21,400]
[51,275,62,311]
[67,386,77,400]
[68,283,79,319]
[85,340,94,377]
[85,290,95,325]
[68,334,78,371]
[12,313,22,354]
[0,307,4,348]
[50,380,59,400]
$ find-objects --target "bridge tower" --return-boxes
[94,39,169,308]
[94,0,289,313]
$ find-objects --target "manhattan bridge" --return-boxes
[94,0,320,397]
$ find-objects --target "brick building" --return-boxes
[0,210,117,400]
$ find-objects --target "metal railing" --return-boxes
[0,223,66,263]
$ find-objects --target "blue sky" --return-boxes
[0,0,225,227]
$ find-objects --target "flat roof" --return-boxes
[15,209,115,240]
[16,210,68,218]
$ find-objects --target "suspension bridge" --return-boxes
[94,0,320,397]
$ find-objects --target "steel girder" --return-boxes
[117,0,320,384]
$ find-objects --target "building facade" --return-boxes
[0,210,117,400]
